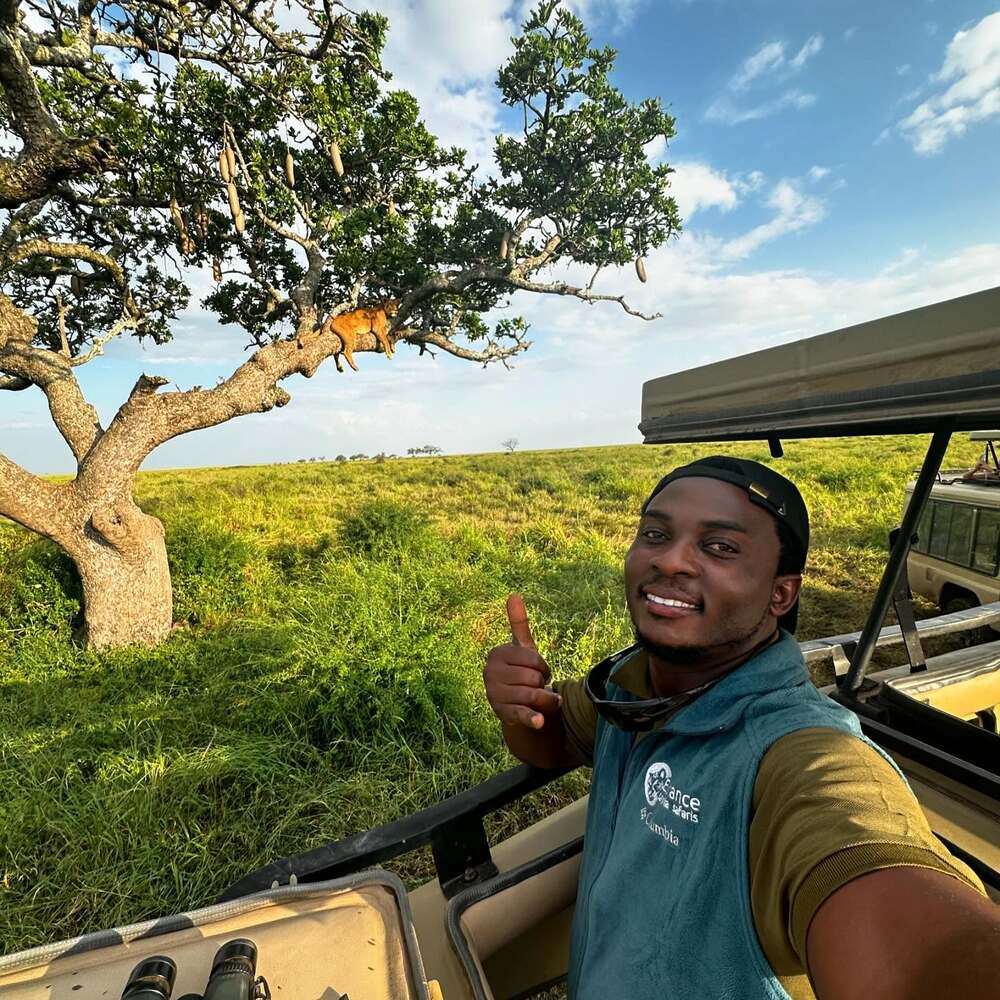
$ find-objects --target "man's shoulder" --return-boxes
[758,726,885,789]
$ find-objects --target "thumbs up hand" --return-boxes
[483,594,561,730]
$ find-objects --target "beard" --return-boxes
[632,602,773,667]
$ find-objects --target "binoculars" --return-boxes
[121,939,269,1000]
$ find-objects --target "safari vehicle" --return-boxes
[906,430,1000,616]
[1,287,998,1000]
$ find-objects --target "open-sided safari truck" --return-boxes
[1,287,998,999]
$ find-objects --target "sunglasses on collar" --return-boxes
[583,646,717,733]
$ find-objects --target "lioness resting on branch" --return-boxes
[320,300,399,372]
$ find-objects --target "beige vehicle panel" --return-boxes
[0,877,430,1000]
[641,286,1000,425]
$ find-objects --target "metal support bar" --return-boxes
[887,527,927,673]
[894,580,926,673]
[431,813,499,899]
[842,422,953,692]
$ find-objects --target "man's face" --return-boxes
[624,476,800,666]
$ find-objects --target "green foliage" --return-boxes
[0,538,81,636]
[338,499,430,556]
[6,2,681,364]
[0,436,982,952]
[494,2,680,266]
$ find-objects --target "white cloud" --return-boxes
[897,12,1000,155]
[670,162,740,219]
[807,165,831,183]
[719,179,825,260]
[706,89,815,125]
[706,35,823,124]
[374,0,515,168]
[667,161,778,220]
[731,41,787,92]
[790,35,824,70]
[669,162,743,217]
[897,63,912,76]
[555,0,647,30]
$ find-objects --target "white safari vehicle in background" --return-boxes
[906,430,1000,618]
[0,287,998,1000]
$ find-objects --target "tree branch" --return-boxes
[504,272,660,320]
[0,452,77,547]
[0,295,104,462]
[0,0,116,207]
[400,328,530,367]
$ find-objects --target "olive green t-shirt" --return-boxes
[553,652,986,1000]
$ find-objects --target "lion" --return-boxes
[320,300,400,372]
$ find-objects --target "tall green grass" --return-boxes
[0,437,980,952]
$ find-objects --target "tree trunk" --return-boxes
[73,500,173,650]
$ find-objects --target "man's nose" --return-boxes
[649,537,699,576]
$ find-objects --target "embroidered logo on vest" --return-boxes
[640,761,701,846]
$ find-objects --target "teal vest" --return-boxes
[567,633,868,999]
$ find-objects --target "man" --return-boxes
[483,456,999,1000]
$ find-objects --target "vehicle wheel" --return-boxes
[940,592,989,647]
[941,593,977,615]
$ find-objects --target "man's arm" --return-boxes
[807,866,1000,1000]
[483,594,580,770]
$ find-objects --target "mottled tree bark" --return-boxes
[75,499,172,649]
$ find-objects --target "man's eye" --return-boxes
[640,528,666,541]
[705,540,737,554]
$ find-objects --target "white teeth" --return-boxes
[646,593,697,609]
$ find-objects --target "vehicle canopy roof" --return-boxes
[640,286,1000,443]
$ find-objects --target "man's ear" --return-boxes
[770,574,802,618]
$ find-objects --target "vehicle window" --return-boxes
[946,505,974,565]
[928,502,953,559]
[914,502,933,553]
[973,509,1000,575]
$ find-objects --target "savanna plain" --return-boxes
[0,436,981,954]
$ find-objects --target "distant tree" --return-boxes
[0,0,680,648]
[349,452,367,461]
[335,455,347,463]
[502,438,519,454]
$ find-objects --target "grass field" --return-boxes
[0,436,982,954]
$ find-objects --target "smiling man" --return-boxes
[482,456,999,1000]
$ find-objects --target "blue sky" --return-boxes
[4,0,1000,473]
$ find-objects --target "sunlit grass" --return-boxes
[0,436,981,952]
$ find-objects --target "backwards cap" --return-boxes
[642,456,809,632]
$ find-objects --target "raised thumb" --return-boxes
[506,592,536,649]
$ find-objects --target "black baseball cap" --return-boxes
[642,456,809,632]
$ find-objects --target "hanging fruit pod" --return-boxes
[387,199,397,217]
[195,203,209,239]
[212,257,222,283]
[284,150,295,188]
[499,230,511,260]
[169,194,183,230]
[329,140,344,178]
[70,273,82,296]
[225,145,237,180]
[635,257,648,283]
[219,148,232,184]
[226,182,245,234]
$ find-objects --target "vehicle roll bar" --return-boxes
[841,421,953,692]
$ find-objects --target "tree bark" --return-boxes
[73,499,172,650]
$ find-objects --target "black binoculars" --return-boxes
[122,939,269,1000]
